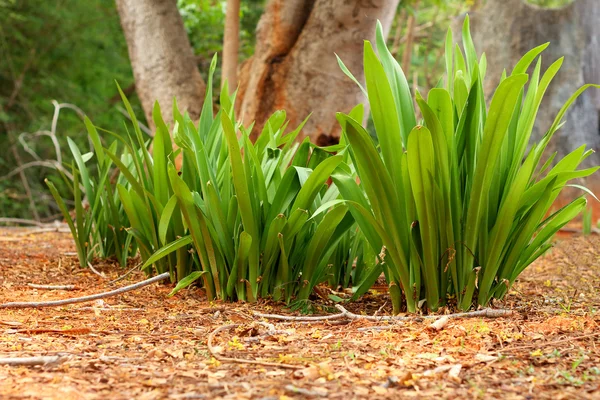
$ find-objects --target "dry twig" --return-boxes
[0,356,65,366]
[429,315,450,331]
[0,218,47,227]
[27,283,76,290]
[252,311,347,322]
[207,324,302,369]
[255,305,514,324]
[14,227,71,236]
[0,272,169,309]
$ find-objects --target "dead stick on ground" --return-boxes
[254,305,514,323]
[0,356,65,366]
[0,272,170,309]
[252,312,347,322]
[0,218,47,227]
[428,315,450,331]
[207,324,302,370]
[335,305,514,322]
[14,228,70,236]
[27,283,76,290]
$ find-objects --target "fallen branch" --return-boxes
[252,311,347,322]
[255,305,514,323]
[0,356,65,366]
[27,283,76,290]
[0,218,46,227]
[429,315,450,331]
[12,328,91,335]
[336,305,513,321]
[14,227,71,236]
[0,272,170,309]
[207,324,302,369]
[335,305,515,322]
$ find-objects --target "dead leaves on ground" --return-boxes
[0,230,599,399]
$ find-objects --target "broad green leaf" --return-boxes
[169,271,207,296]
[141,235,193,271]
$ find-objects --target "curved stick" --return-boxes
[254,305,514,323]
[0,272,170,309]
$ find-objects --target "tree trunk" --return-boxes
[115,0,205,126]
[237,0,400,145]
[468,0,600,210]
[222,0,241,94]
[401,0,420,79]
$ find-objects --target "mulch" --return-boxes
[0,228,598,399]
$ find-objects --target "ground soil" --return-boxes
[0,228,599,400]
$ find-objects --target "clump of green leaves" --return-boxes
[153,56,371,301]
[62,55,373,303]
[336,16,598,313]
[46,121,135,268]
[50,19,598,313]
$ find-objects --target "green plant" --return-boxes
[336,16,598,313]
[80,55,373,303]
[0,0,137,220]
[162,65,370,301]
[582,203,592,236]
[46,120,135,268]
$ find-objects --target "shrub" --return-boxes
[50,18,598,313]
[46,120,135,269]
[57,55,375,303]
[335,16,598,313]
[156,58,371,302]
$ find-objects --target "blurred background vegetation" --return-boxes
[0,0,590,220]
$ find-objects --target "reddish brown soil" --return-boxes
[0,229,599,399]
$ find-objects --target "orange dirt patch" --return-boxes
[0,228,599,399]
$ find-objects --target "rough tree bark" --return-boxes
[115,0,206,126]
[222,0,241,94]
[468,0,600,197]
[237,0,400,145]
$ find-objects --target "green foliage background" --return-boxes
[0,0,136,219]
[0,0,265,220]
